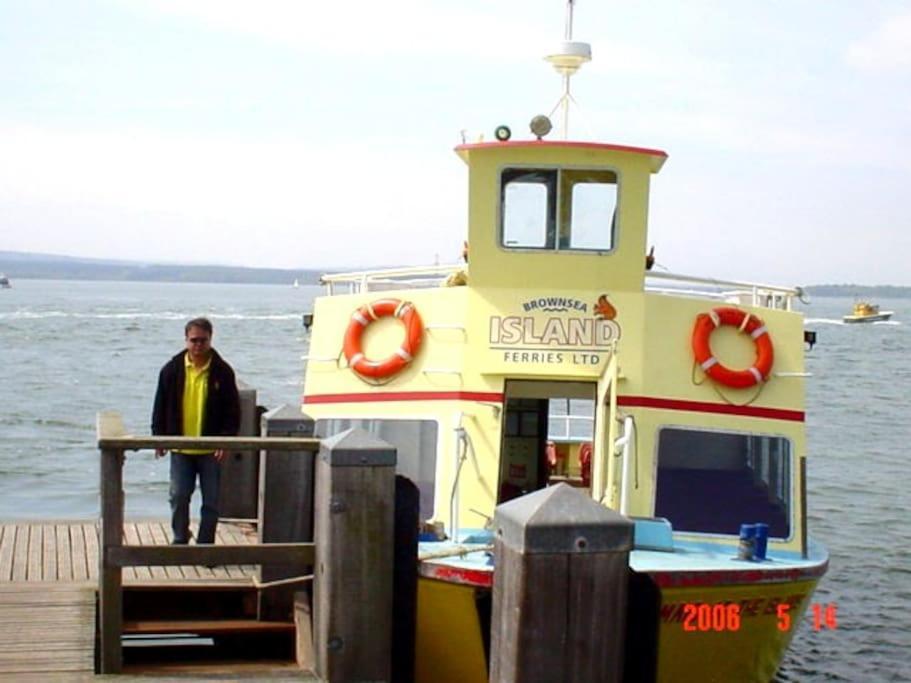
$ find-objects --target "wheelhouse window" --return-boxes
[315,419,438,521]
[500,168,618,252]
[654,428,791,538]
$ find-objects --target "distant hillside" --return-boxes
[0,251,323,285]
[804,284,911,298]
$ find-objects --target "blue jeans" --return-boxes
[169,452,221,544]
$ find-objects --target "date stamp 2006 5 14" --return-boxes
[681,602,838,633]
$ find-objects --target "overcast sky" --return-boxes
[2,1,910,284]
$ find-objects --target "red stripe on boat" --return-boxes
[420,563,493,588]
[647,560,828,588]
[303,391,505,405]
[418,560,826,589]
[617,396,804,422]
[455,140,668,159]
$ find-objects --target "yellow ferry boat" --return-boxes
[300,6,827,681]
[843,301,893,324]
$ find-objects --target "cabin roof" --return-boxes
[454,140,668,173]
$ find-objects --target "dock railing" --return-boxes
[96,411,397,681]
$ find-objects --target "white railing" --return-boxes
[646,271,804,311]
[320,264,464,295]
[318,264,804,311]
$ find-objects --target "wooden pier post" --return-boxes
[218,380,260,519]
[97,411,127,674]
[312,429,397,683]
[258,405,316,620]
[489,483,634,683]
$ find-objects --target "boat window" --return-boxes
[564,171,617,251]
[500,168,617,252]
[314,419,438,521]
[547,398,594,441]
[501,169,556,248]
[654,428,791,538]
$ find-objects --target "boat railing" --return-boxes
[319,265,802,311]
[646,271,803,311]
[321,264,463,295]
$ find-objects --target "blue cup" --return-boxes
[738,524,756,560]
[754,523,769,560]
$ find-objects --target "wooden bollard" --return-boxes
[313,429,396,683]
[258,405,316,620]
[489,483,634,683]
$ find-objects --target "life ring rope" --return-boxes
[342,298,424,381]
[691,306,774,391]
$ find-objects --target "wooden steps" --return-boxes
[124,619,295,636]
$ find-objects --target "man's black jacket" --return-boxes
[151,349,241,437]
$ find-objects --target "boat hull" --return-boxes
[414,563,825,683]
[843,312,893,323]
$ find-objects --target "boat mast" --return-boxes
[546,0,592,139]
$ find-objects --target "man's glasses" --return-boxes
[188,337,210,344]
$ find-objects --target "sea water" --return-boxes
[0,279,908,681]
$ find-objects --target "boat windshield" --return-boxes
[501,168,618,252]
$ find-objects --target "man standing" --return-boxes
[152,318,240,545]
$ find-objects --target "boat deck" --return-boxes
[0,519,259,586]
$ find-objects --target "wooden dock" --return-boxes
[0,519,259,586]
[0,582,95,679]
[0,519,316,679]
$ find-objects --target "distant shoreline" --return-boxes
[1,251,909,295]
[0,250,322,286]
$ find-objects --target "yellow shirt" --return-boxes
[178,352,211,454]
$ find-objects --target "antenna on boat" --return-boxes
[545,0,591,139]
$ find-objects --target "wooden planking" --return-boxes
[12,525,28,581]
[0,520,260,586]
[0,524,13,581]
[56,523,73,582]
[122,523,143,581]
[27,524,42,580]
[43,523,57,580]
[83,522,99,581]
[147,520,184,580]
[135,522,164,579]
[0,583,95,676]
[70,524,88,581]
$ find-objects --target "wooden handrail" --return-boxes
[97,411,398,679]
[96,410,319,673]
[98,435,322,450]
[108,543,314,568]
[96,410,320,451]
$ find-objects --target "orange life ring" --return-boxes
[691,307,774,388]
[343,299,423,379]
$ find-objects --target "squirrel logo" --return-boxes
[594,294,617,320]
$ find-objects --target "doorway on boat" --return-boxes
[497,380,596,503]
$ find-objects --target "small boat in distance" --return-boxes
[0,273,10,289]
[843,301,893,323]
